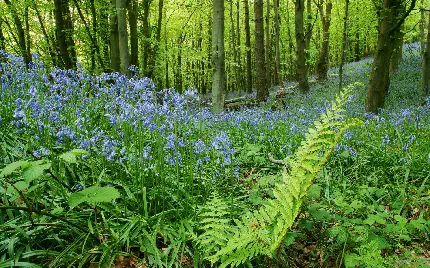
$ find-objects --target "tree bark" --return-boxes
[274,0,281,85]
[365,0,416,113]
[295,0,309,93]
[236,0,243,91]
[390,23,404,72]
[244,0,253,94]
[128,0,138,67]
[316,0,332,81]
[0,18,5,52]
[147,0,164,80]
[422,10,430,95]
[110,0,120,72]
[117,0,130,74]
[54,0,77,69]
[338,0,349,90]
[265,0,271,86]
[255,0,268,101]
[142,0,151,75]
[4,0,31,66]
[33,3,57,65]
[212,0,225,113]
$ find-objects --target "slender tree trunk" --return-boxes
[34,2,56,64]
[420,0,425,56]
[0,18,5,52]
[4,0,30,66]
[128,0,138,67]
[255,0,268,101]
[274,0,281,85]
[230,0,237,92]
[147,0,163,80]
[142,0,151,75]
[422,10,430,95]
[316,0,332,81]
[72,0,105,71]
[99,0,111,71]
[117,0,130,74]
[295,0,309,93]
[265,0,271,86]
[54,0,77,69]
[365,0,416,113]
[338,0,349,89]
[212,0,225,113]
[244,0,253,94]
[90,0,96,70]
[354,31,360,61]
[304,0,312,73]
[236,0,243,91]
[24,7,30,60]
[110,0,120,72]
[286,0,295,80]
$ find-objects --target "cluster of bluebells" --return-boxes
[1,48,429,185]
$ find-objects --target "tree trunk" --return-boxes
[110,0,120,72]
[4,0,31,66]
[236,0,243,91]
[212,0,225,113]
[316,0,332,81]
[147,0,163,80]
[99,0,111,71]
[265,0,271,86]
[365,0,416,113]
[338,0,349,89]
[255,0,268,101]
[142,0,151,75]
[295,0,309,93]
[24,7,30,60]
[33,2,57,65]
[304,0,312,73]
[420,0,425,56]
[128,0,138,67]
[274,0,281,85]
[422,10,430,95]
[90,0,96,70]
[230,0,237,92]
[390,23,404,72]
[244,0,253,94]
[0,18,5,52]
[117,0,130,74]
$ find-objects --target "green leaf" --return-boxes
[70,149,88,156]
[308,184,321,199]
[0,161,29,177]
[344,253,361,268]
[22,163,51,183]
[59,152,77,164]
[69,186,120,209]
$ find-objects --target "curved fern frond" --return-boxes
[198,83,364,267]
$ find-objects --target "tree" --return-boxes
[117,0,130,74]
[422,10,430,95]
[338,0,349,89]
[255,0,268,101]
[53,0,77,69]
[365,0,416,113]
[128,0,139,67]
[212,0,225,113]
[0,18,5,52]
[244,0,253,94]
[110,0,120,72]
[4,0,31,65]
[274,0,281,85]
[295,0,309,93]
[316,0,333,81]
[147,0,164,80]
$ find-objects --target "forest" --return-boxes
[0,0,430,267]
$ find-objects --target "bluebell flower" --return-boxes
[382,135,390,146]
[165,133,176,150]
[13,108,25,120]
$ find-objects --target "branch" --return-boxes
[268,153,285,165]
[389,0,417,34]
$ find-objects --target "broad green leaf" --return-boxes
[71,149,88,155]
[308,184,321,199]
[69,186,120,209]
[22,163,51,183]
[0,161,29,177]
[59,152,77,164]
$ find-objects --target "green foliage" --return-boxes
[68,186,120,209]
[197,83,364,267]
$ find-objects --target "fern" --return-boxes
[197,83,364,267]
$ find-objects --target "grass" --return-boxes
[0,45,429,267]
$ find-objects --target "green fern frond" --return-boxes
[198,83,364,267]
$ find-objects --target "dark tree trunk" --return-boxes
[422,10,430,95]
[117,0,129,74]
[4,0,31,66]
[244,0,253,94]
[142,0,151,75]
[255,0,268,101]
[110,0,120,72]
[147,0,163,80]
[366,0,416,113]
[304,0,312,73]
[212,0,225,113]
[354,31,360,61]
[390,23,404,72]
[24,7,30,60]
[316,0,332,81]
[295,0,309,93]
[274,0,281,85]
[54,0,77,69]
[128,0,138,67]
[236,0,243,91]
[265,0,271,86]
[90,0,97,70]
[338,0,349,89]
[99,0,111,71]
[0,18,5,52]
